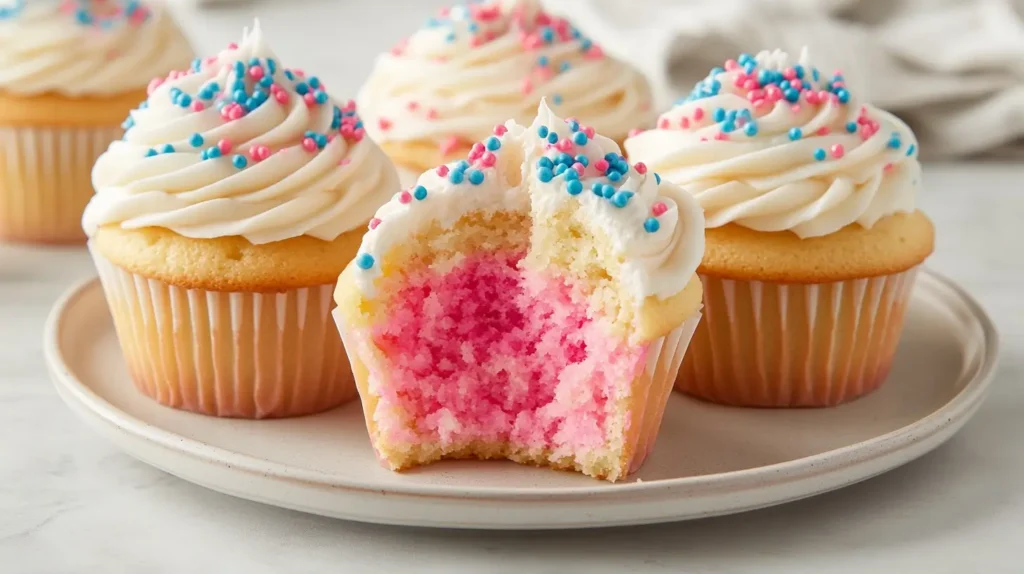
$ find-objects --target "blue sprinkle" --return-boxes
[611,191,633,208]
[601,184,616,199]
[468,170,485,185]
[812,68,820,81]
[160,144,175,154]
[234,61,245,76]
[486,137,501,151]
[233,89,247,103]
[568,119,580,132]
[121,117,134,130]
[721,121,736,133]
[538,157,553,169]
[591,183,603,196]
[259,76,273,88]
[284,70,295,81]
[144,148,157,157]
[538,167,553,183]
[445,32,456,42]
[191,58,202,73]
[537,125,549,138]
[794,65,805,79]
[295,82,309,95]
[573,132,588,146]
[780,80,791,92]
[556,153,573,165]
[567,180,583,195]
[888,136,901,149]
[836,89,850,104]
[547,132,559,144]
[564,169,579,181]
[744,123,758,136]
[308,77,321,89]
[713,108,726,122]
[575,154,589,167]
[846,121,858,133]
[232,155,247,169]
[709,66,724,77]
[654,173,661,184]
[552,94,563,105]
[644,218,661,233]
[178,94,192,108]
[315,134,328,149]
[449,170,465,184]
[607,171,621,182]
[788,128,803,141]
[356,254,375,270]
[784,89,800,103]
[267,59,277,75]
[541,27,554,43]
[468,22,479,32]
[554,164,568,176]
[456,160,469,171]
[538,55,550,67]
[200,149,209,160]
[249,57,260,66]
[813,148,827,161]
[413,185,428,200]
[75,9,92,25]
[315,91,329,104]
[560,62,571,73]
[580,38,592,51]
[906,144,916,156]
[758,69,772,85]
[604,152,619,162]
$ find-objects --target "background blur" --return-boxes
[175,0,1024,159]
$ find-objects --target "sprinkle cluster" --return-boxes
[123,41,365,172]
[649,52,917,162]
[381,1,609,156]
[58,0,151,28]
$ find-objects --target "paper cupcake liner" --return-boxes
[91,246,357,418]
[0,124,121,244]
[333,308,701,479]
[677,268,919,407]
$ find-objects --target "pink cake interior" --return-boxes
[370,251,649,457]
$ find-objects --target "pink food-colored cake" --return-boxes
[333,101,706,481]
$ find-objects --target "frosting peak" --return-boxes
[83,21,399,244]
[358,0,654,154]
[353,101,704,303]
[0,0,193,97]
[625,49,921,239]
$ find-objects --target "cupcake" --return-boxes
[0,0,192,243]
[82,22,401,418]
[625,49,935,407]
[357,0,654,181]
[333,101,704,481]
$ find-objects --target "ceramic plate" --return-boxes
[45,270,998,529]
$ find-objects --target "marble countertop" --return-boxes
[3,2,1023,572]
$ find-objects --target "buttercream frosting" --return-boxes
[83,21,400,245]
[357,0,654,155]
[0,0,193,97]
[625,48,921,239]
[352,100,704,304]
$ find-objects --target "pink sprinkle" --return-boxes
[572,163,585,176]
[398,191,412,204]
[342,100,357,113]
[633,162,648,174]
[303,93,317,107]
[191,101,205,112]
[523,35,543,50]
[595,159,610,173]
[521,77,533,95]
[427,108,439,120]
[217,139,232,154]
[831,144,845,158]
[436,165,450,176]
[249,145,270,162]
[439,135,460,156]
[369,218,381,230]
[352,128,365,142]
[736,117,747,127]
[680,117,690,129]
[293,69,306,78]
[301,138,317,152]
[534,67,553,82]
[733,74,747,88]
[724,59,739,71]
[651,202,668,216]
[658,118,670,129]
[765,85,782,101]
[407,101,420,111]
[714,131,729,141]
[693,107,705,121]
[747,89,764,102]
[493,124,508,136]
[228,105,244,121]
[556,139,573,152]
[743,79,759,91]
[805,92,820,105]
[585,45,604,60]
[469,142,485,160]
[832,81,846,89]
[227,42,238,50]
[790,105,801,113]
[582,126,595,138]
[274,91,289,105]
[249,66,264,80]
[146,77,164,95]
[628,128,644,138]
[817,127,830,136]
[884,162,894,172]
[480,152,497,167]
[752,98,767,109]
[379,118,393,131]
[469,36,484,48]
[700,136,708,142]
[783,67,797,80]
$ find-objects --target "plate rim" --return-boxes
[45,269,1000,502]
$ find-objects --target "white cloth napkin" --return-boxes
[551,0,1024,158]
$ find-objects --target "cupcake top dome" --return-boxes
[0,0,193,97]
[357,0,654,154]
[625,48,921,239]
[83,21,400,245]
[352,100,704,303]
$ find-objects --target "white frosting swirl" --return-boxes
[354,101,704,303]
[83,22,400,244]
[357,0,653,150]
[0,1,193,97]
[625,49,921,239]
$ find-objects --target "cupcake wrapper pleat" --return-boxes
[333,309,702,479]
[91,245,357,418]
[0,125,121,243]
[678,268,919,407]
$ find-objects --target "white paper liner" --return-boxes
[91,245,357,418]
[333,307,702,480]
[0,124,121,243]
[679,267,920,407]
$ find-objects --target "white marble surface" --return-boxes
[2,2,1023,572]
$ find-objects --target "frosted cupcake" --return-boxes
[625,49,935,407]
[0,0,192,243]
[82,22,400,418]
[357,0,654,180]
[334,101,704,481]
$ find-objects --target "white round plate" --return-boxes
[45,270,997,530]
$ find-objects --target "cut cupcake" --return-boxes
[334,101,704,481]
[625,49,935,407]
[357,0,655,179]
